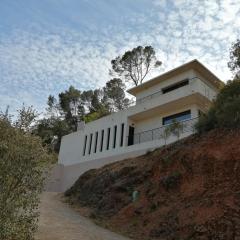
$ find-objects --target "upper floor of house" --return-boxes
[127,59,224,106]
[76,59,224,132]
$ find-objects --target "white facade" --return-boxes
[50,59,223,192]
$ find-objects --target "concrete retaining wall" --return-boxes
[45,130,194,192]
[45,148,148,192]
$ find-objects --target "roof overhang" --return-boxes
[127,59,225,96]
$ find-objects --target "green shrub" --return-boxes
[166,119,184,140]
[0,120,52,240]
[195,108,217,133]
[196,77,240,133]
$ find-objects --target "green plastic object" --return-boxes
[132,190,140,202]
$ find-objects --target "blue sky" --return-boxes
[0,0,240,114]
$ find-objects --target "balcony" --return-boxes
[127,117,198,146]
[135,77,216,105]
[127,77,216,120]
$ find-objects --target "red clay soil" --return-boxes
[66,129,240,240]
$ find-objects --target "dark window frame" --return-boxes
[162,110,191,125]
[162,79,189,94]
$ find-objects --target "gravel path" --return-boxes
[36,192,130,240]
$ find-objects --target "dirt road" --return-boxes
[36,192,130,240]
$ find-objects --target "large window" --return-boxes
[106,128,111,150]
[83,135,87,156]
[162,79,189,94]
[162,110,191,125]
[120,123,124,147]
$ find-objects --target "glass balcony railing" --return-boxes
[134,77,215,105]
[126,117,199,146]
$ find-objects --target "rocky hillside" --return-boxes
[65,130,240,240]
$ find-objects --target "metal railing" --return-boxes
[126,76,215,108]
[135,77,200,105]
[127,117,199,146]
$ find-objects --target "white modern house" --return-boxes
[47,59,224,192]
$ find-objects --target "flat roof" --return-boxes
[127,59,225,96]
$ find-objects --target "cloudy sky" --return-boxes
[0,0,240,113]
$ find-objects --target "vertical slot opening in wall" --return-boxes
[113,125,117,149]
[94,131,98,153]
[88,133,93,155]
[83,135,87,156]
[100,129,104,152]
[106,128,110,150]
[120,123,124,147]
[128,126,135,146]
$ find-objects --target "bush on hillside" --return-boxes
[196,77,240,133]
[0,120,53,240]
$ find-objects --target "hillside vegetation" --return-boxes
[65,129,240,239]
[0,119,53,240]
[65,77,240,239]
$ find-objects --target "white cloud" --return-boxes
[0,0,239,113]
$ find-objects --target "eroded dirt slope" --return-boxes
[66,130,240,240]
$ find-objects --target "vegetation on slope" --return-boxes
[196,76,240,133]
[0,119,54,240]
[65,75,240,239]
[65,130,240,239]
